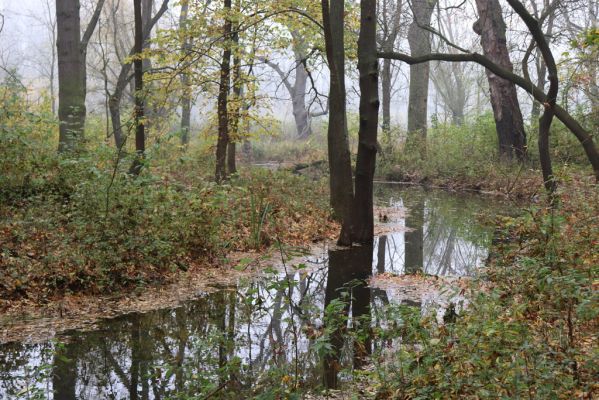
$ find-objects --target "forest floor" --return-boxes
[0,168,339,343]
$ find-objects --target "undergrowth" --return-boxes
[0,84,336,304]
[372,178,598,399]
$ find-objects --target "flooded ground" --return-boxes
[0,184,514,399]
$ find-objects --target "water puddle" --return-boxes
[0,185,513,398]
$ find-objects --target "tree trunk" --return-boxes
[179,0,191,146]
[227,13,242,176]
[56,0,85,152]
[474,0,527,161]
[351,0,379,244]
[407,0,436,150]
[292,54,313,139]
[129,0,145,175]
[322,0,354,245]
[215,0,232,183]
[108,0,169,149]
[381,57,392,136]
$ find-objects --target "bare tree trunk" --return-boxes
[351,0,379,244]
[215,0,232,183]
[56,0,85,152]
[322,0,354,245]
[474,0,527,161]
[55,0,105,152]
[291,51,313,139]
[108,0,169,149]
[381,57,392,135]
[407,0,436,150]
[129,0,145,176]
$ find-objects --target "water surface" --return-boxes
[0,185,512,399]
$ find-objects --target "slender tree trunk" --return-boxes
[129,0,145,175]
[227,12,242,176]
[108,0,169,149]
[474,0,527,161]
[291,47,313,139]
[351,0,380,244]
[56,0,85,152]
[215,0,232,183]
[381,57,392,136]
[407,0,436,151]
[179,0,192,146]
[322,0,354,245]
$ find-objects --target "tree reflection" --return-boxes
[323,243,373,388]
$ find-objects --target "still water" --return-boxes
[0,184,512,399]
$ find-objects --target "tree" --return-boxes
[377,0,403,137]
[56,0,105,152]
[351,0,380,244]
[179,0,192,146]
[378,0,599,186]
[107,0,169,149]
[406,0,437,149]
[473,0,527,160]
[321,0,354,245]
[129,0,145,175]
[215,0,233,183]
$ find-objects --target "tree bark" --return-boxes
[56,0,105,152]
[474,0,527,161]
[351,0,379,244]
[407,0,436,148]
[322,0,354,245]
[129,0,145,176]
[215,0,232,183]
[56,0,85,152]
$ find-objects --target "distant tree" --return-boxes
[407,0,437,150]
[377,0,403,138]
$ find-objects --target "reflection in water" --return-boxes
[0,186,511,398]
[374,185,501,277]
[323,243,373,388]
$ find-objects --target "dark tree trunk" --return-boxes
[407,0,436,149]
[56,0,85,152]
[215,0,232,183]
[351,0,380,244]
[474,0,527,161]
[108,0,169,149]
[179,0,191,146]
[323,244,373,389]
[129,0,145,176]
[322,0,354,245]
